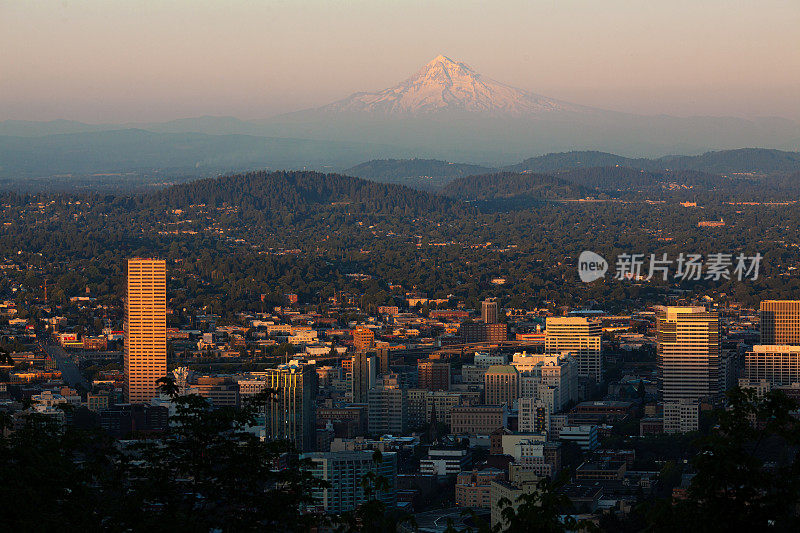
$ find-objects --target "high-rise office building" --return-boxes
[518,397,550,434]
[545,317,602,382]
[406,388,428,428]
[376,344,390,375]
[484,365,519,406]
[264,360,317,452]
[760,300,800,344]
[124,258,167,404]
[352,352,376,403]
[656,306,720,403]
[482,300,499,324]
[367,385,407,434]
[418,359,451,391]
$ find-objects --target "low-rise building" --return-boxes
[663,399,699,434]
[31,390,68,409]
[420,448,472,476]
[86,392,110,412]
[450,405,507,435]
[558,425,599,451]
[570,400,635,425]
[195,376,239,408]
[461,322,508,343]
[501,432,547,457]
[490,479,539,529]
[455,468,505,509]
[575,460,627,481]
[100,403,169,438]
[639,417,664,436]
[317,406,368,438]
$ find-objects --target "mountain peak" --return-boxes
[424,54,464,69]
[320,55,578,116]
[414,55,480,87]
[429,54,455,64]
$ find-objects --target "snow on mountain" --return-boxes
[319,55,582,116]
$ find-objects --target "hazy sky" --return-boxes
[2,0,799,123]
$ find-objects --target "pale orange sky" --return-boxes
[1,0,799,123]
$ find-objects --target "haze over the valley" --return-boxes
[1,1,799,184]
[3,1,799,122]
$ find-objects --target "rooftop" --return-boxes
[485,365,519,374]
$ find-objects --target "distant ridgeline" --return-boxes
[346,158,495,190]
[342,149,800,209]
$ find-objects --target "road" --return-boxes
[411,508,489,533]
[44,344,90,390]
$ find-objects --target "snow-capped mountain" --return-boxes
[319,55,581,115]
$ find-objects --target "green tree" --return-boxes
[665,387,800,531]
[0,392,327,532]
[156,373,180,398]
[493,474,596,532]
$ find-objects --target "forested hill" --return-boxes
[345,158,496,189]
[659,148,800,174]
[553,167,737,192]
[507,148,800,174]
[148,170,467,217]
[440,172,593,202]
[505,151,640,173]
[437,165,800,206]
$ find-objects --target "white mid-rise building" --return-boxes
[501,433,547,457]
[512,351,576,411]
[238,377,269,398]
[558,425,599,451]
[511,442,555,478]
[475,352,509,368]
[420,448,471,476]
[288,329,319,345]
[663,399,700,434]
[462,364,489,384]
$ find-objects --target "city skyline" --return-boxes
[4,249,800,529]
[3,2,800,529]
